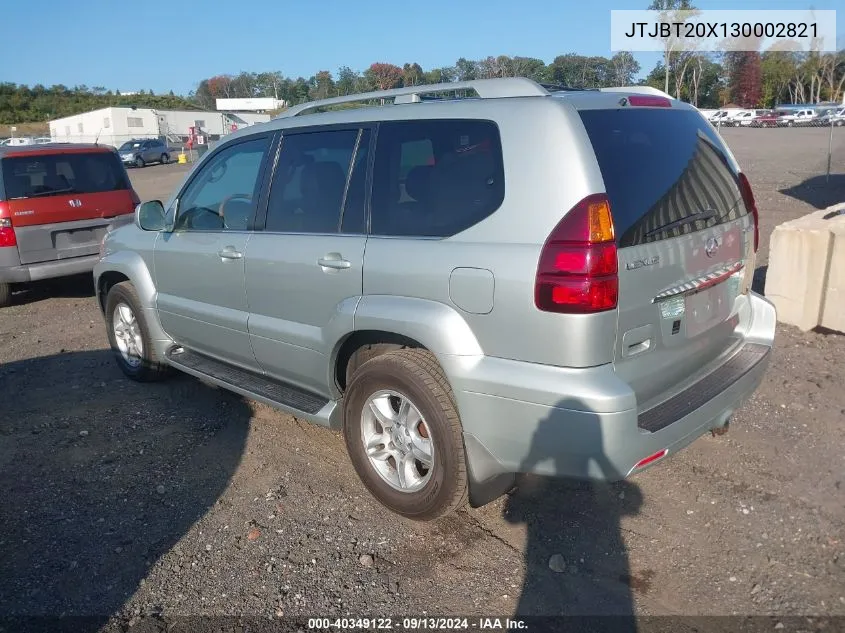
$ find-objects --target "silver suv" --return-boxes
[118,138,170,168]
[94,78,776,521]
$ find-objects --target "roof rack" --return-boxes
[278,77,550,118]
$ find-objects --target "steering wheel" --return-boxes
[218,193,253,229]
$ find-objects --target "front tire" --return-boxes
[134,156,145,168]
[0,282,11,307]
[104,281,170,381]
[160,153,169,164]
[343,349,468,521]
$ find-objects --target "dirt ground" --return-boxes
[1,129,844,630]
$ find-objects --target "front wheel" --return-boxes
[134,156,145,168]
[104,281,170,381]
[343,349,468,521]
[160,153,169,164]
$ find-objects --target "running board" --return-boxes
[165,347,336,424]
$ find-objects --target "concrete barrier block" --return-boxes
[765,203,845,333]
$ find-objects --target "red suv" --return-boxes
[0,144,139,306]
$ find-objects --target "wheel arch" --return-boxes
[329,296,484,397]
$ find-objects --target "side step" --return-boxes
[165,347,329,416]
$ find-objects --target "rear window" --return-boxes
[579,109,747,248]
[2,151,130,200]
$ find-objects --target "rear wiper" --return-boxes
[27,187,79,198]
[645,208,717,238]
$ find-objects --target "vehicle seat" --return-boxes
[427,149,500,234]
[299,161,347,233]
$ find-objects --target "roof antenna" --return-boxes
[94,127,102,145]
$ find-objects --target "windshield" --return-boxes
[119,142,142,151]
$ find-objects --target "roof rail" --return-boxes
[600,86,674,99]
[278,77,550,118]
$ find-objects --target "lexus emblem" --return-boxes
[705,237,720,258]
[68,199,82,208]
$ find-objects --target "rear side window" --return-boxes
[2,152,130,200]
[371,119,505,237]
[579,109,747,248]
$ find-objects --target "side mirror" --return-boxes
[135,200,166,232]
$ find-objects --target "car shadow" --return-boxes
[6,273,96,307]
[502,397,644,631]
[778,174,845,210]
[0,349,251,631]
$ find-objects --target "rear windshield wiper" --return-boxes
[645,208,717,238]
[27,187,79,198]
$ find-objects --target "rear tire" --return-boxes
[160,153,169,164]
[0,282,11,307]
[343,349,468,521]
[104,281,170,382]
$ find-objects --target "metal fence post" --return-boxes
[828,117,834,183]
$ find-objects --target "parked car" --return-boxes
[0,143,139,306]
[818,107,845,126]
[94,78,775,521]
[730,109,770,127]
[118,138,171,168]
[0,137,36,147]
[751,111,785,127]
[34,137,53,144]
[778,109,818,126]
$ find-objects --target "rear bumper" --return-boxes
[440,292,776,506]
[0,253,101,283]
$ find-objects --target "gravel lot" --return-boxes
[1,129,844,629]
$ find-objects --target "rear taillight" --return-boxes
[535,193,618,314]
[738,172,759,252]
[0,203,15,248]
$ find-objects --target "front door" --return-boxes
[245,126,372,395]
[154,134,274,371]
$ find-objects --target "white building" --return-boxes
[49,107,271,148]
[216,97,286,112]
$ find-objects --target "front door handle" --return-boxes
[317,253,351,270]
[218,246,243,260]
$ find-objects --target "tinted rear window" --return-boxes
[2,152,130,200]
[579,109,747,248]
[371,119,505,237]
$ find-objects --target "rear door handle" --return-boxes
[218,247,243,260]
[317,253,351,270]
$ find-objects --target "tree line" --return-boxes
[192,50,844,114]
[1,48,843,126]
[0,84,198,125]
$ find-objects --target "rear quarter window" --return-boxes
[371,119,505,238]
[2,152,130,199]
[579,108,748,248]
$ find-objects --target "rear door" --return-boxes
[244,125,371,396]
[1,149,136,264]
[578,106,756,409]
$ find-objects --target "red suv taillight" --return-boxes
[535,193,618,314]
[0,203,16,248]
[738,172,759,253]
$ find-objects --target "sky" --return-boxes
[0,0,841,95]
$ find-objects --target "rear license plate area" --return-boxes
[685,275,741,337]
